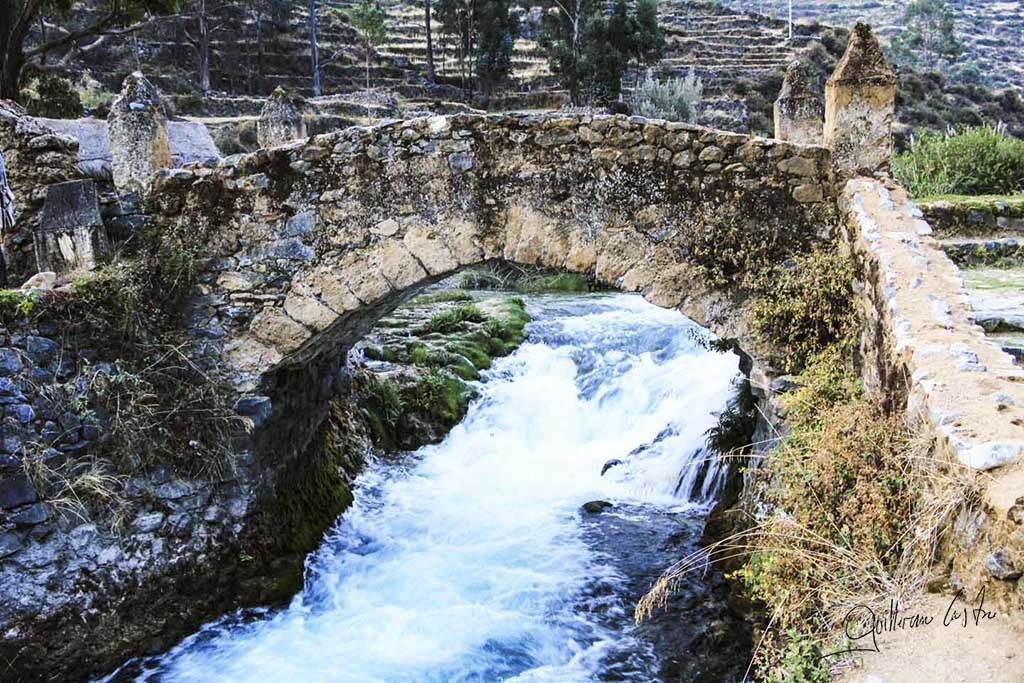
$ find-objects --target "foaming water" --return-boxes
[109,293,740,683]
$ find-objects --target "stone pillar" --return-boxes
[107,72,172,195]
[35,179,110,275]
[257,87,307,148]
[774,60,824,145]
[823,22,897,179]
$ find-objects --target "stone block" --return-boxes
[108,72,172,195]
[774,60,824,145]
[257,87,307,148]
[35,179,110,274]
[823,23,896,179]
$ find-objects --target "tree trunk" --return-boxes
[309,0,322,96]
[198,0,211,96]
[424,0,436,85]
[1,3,29,102]
[0,53,24,102]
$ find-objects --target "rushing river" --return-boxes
[105,293,752,682]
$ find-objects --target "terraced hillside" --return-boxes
[32,0,434,100]
[721,0,1024,90]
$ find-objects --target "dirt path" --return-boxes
[837,593,1024,683]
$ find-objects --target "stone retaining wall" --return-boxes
[842,178,1024,602]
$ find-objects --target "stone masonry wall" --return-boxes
[0,101,81,283]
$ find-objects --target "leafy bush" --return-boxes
[21,75,82,119]
[752,247,858,374]
[893,124,1024,197]
[630,69,703,123]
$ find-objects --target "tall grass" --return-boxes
[893,124,1024,197]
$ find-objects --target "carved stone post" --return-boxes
[774,60,824,145]
[35,179,110,275]
[823,22,897,179]
[107,72,172,195]
[257,87,307,148]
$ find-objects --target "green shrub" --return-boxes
[630,68,703,123]
[893,124,1024,197]
[21,75,82,119]
[706,378,757,456]
[766,631,832,683]
[752,247,858,374]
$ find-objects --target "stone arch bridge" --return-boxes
[153,113,835,399]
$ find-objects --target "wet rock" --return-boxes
[601,459,624,476]
[132,512,165,534]
[235,395,272,428]
[582,500,614,514]
[0,530,25,559]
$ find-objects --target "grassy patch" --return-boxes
[410,289,475,305]
[917,194,1024,213]
[893,124,1024,197]
[420,304,487,334]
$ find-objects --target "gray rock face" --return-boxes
[257,87,307,148]
[36,179,111,274]
[985,549,1022,580]
[107,72,172,195]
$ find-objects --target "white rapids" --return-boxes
[111,292,741,683]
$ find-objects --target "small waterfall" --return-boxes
[105,293,740,683]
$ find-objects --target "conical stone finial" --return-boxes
[107,72,172,195]
[257,87,307,149]
[774,60,824,145]
[823,22,897,179]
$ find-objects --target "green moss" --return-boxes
[449,340,492,370]
[401,369,474,426]
[419,304,487,334]
[515,272,594,293]
[410,289,475,305]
